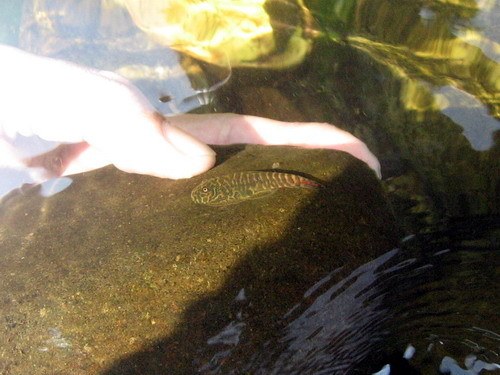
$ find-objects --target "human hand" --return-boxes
[0,45,380,193]
[170,113,381,178]
[0,45,215,181]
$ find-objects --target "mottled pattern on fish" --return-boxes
[191,171,321,206]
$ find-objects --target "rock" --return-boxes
[0,145,399,374]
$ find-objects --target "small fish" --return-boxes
[191,171,321,206]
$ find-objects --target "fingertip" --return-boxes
[110,150,216,180]
[158,121,216,179]
[162,120,216,158]
[167,152,216,179]
[110,138,216,180]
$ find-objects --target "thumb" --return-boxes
[106,113,216,179]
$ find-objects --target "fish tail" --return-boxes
[298,176,323,188]
[280,173,321,189]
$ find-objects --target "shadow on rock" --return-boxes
[101,145,400,374]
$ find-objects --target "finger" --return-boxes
[30,119,216,180]
[94,113,216,179]
[169,113,382,178]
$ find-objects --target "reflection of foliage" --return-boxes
[307,0,499,117]
[122,0,313,69]
[348,35,499,117]
[337,0,500,218]
[304,0,357,40]
[430,0,479,19]
[292,0,500,220]
[353,0,479,44]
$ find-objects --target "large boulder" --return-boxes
[0,145,399,374]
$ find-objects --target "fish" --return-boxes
[191,171,322,206]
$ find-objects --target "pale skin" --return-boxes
[0,45,381,190]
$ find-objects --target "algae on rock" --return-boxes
[0,145,398,374]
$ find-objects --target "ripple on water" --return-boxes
[196,223,499,374]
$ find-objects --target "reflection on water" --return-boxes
[292,0,500,219]
[196,224,499,374]
[18,0,216,114]
[122,0,313,68]
[315,0,499,118]
[1,0,499,374]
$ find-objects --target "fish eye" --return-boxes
[202,187,208,193]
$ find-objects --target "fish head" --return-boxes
[191,178,225,205]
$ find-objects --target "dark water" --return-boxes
[192,221,498,374]
[1,0,499,374]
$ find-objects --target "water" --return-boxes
[193,227,498,374]
[1,0,499,374]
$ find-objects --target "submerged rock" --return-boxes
[0,145,399,374]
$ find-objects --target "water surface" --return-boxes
[0,0,499,374]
